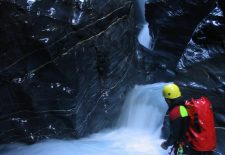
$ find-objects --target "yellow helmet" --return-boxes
[163,83,181,99]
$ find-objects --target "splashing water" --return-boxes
[136,0,147,23]
[118,84,168,132]
[136,0,153,50]
[27,0,36,11]
[138,24,152,49]
[0,83,168,155]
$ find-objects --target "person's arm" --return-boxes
[163,118,183,147]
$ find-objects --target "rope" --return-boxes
[169,145,174,155]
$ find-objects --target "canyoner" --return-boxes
[161,83,216,155]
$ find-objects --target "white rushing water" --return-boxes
[138,24,152,49]
[136,0,152,50]
[0,83,168,155]
[136,0,147,23]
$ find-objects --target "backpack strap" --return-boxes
[180,106,188,118]
[169,105,188,121]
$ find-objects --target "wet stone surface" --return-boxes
[0,0,137,143]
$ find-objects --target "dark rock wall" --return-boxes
[178,1,225,69]
[1,0,225,152]
[145,0,225,153]
[145,0,215,69]
[0,0,136,144]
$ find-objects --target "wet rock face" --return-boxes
[177,0,225,69]
[145,0,215,69]
[176,1,225,145]
[145,0,225,153]
[0,0,135,143]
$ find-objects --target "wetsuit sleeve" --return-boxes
[164,105,189,147]
[164,117,183,147]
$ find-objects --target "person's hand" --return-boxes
[161,141,168,150]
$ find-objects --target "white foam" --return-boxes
[0,83,168,155]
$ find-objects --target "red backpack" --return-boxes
[185,96,216,151]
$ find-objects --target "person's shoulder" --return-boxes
[169,105,188,120]
[168,106,181,121]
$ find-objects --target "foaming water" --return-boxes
[136,0,152,49]
[0,83,168,155]
[118,83,167,133]
[138,24,152,49]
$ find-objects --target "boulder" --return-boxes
[0,0,136,143]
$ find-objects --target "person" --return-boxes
[160,83,216,155]
[160,83,189,155]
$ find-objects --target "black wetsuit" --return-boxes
[164,98,189,147]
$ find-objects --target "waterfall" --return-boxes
[135,0,146,23]
[0,83,168,155]
[118,84,168,134]
[136,0,152,50]
[138,24,152,50]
